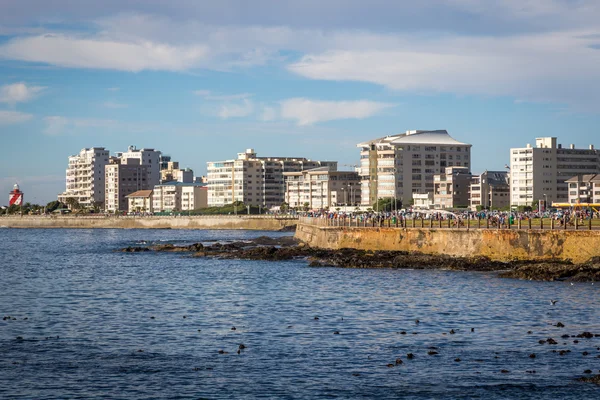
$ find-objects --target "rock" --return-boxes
[577,374,600,384]
[314,317,319,320]
[406,353,414,359]
[333,331,340,335]
[538,340,546,344]
[400,331,407,335]
[395,358,403,365]
[583,352,589,356]
[577,332,594,339]
[529,353,536,358]
[238,344,246,350]
[555,322,565,328]
[527,331,532,334]
[450,329,456,334]
[546,338,558,345]
[428,351,439,356]
[231,327,236,331]
[501,369,510,373]
[386,364,394,368]
[561,334,569,338]
[584,369,592,374]
[454,358,461,362]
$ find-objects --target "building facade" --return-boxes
[433,167,472,209]
[116,145,162,188]
[470,171,510,211]
[509,137,600,207]
[126,190,154,213]
[283,167,360,210]
[105,158,150,212]
[207,149,337,208]
[152,182,208,212]
[565,174,600,205]
[160,161,194,183]
[357,130,472,207]
[58,147,110,209]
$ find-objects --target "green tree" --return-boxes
[46,200,61,213]
[65,197,81,210]
[373,197,402,212]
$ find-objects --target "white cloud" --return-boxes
[0,82,46,105]
[259,106,277,121]
[0,110,33,125]
[218,99,254,119]
[103,101,128,109]
[43,116,117,135]
[280,98,394,125]
[194,90,253,101]
[0,34,209,72]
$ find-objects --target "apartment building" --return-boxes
[283,167,360,210]
[509,137,600,207]
[105,158,150,212]
[565,174,600,205]
[126,190,154,213]
[470,171,510,211]
[160,161,194,183]
[433,167,472,209]
[152,182,207,212]
[357,130,472,207]
[116,145,162,187]
[207,149,337,208]
[58,147,110,209]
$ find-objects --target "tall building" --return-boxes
[509,137,600,207]
[357,130,472,207]
[58,147,110,209]
[105,158,150,212]
[207,149,337,208]
[116,145,162,187]
[283,167,360,210]
[433,166,472,209]
[470,171,510,211]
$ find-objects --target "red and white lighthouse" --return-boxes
[9,183,24,206]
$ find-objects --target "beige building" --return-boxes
[433,166,472,209]
[510,137,599,207]
[105,158,150,212]
[283,167,360,210]
[58,147,111,209]
[152,183,208,212]
[565,174,600,205]
[412,193,434,209]
[126,190,154,213]
[357,130,472,208]
[470,171,510,211]
[207,149,337,208]
[160,161,194,183]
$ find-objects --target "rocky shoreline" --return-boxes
[119,236,600,282]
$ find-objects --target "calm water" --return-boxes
[0,228,599,399]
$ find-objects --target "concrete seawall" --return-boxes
[0,216,298,231]
[295,223,600,263]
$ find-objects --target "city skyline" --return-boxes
[2,0,600,203]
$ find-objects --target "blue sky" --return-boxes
[1,0,600,204]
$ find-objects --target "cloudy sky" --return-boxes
[1,0,600,203]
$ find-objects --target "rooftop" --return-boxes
[358,130,470,147]
[126,190,153,198]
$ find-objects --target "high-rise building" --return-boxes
[207,149,337,208]
[105,158,150,212]
[509,137,599,207]
[433,166,472,209]
[58,147,110,209]
[470,171,510,211]
[357,130,472,207]
[283,167,360,210]
[116,145,162,187]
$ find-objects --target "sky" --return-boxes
[1,0,600,204]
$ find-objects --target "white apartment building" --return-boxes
[152,182,208,212]
[126,190,154,213]
[207,149,337,208]
[357,130,472,207]
[105,158,150,212]
[469,171,510,211]
[565,174,600,205]
[116,145,162,187]
[283,167,360,210]
[509,137,600,207]
[58,147,110,209]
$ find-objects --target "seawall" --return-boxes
[0,216,297,231]
[295,222,600,263]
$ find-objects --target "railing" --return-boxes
[1,215,299,220]
[298,215,600,230]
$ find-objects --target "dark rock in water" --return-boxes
[529,353,536,358]
[231,327,236,331]
[406,353,414,359]
[121,246,150,253]
[454,358,461,362]
[501,369,510,373]
[386,363,394,368]
[538,340,546,344]
[400,331,407,335]
[583,352,589,356]
[218,350,227,354]
[577,332,594,339]
[449,329,456,334]
[584,369,593,374]
[526,370,536,374]
[16,336,23,340]
[428,351,439,356]
[527,331,533,334]
[333,331,340,335]
[555,322,565,328]
[395,358,403,365]
[471,328,475,332]
[561,334,569,338]
[238,344,246,350]
[577,374,600,384]
[314,317,319,320]
[546,338,558,345]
